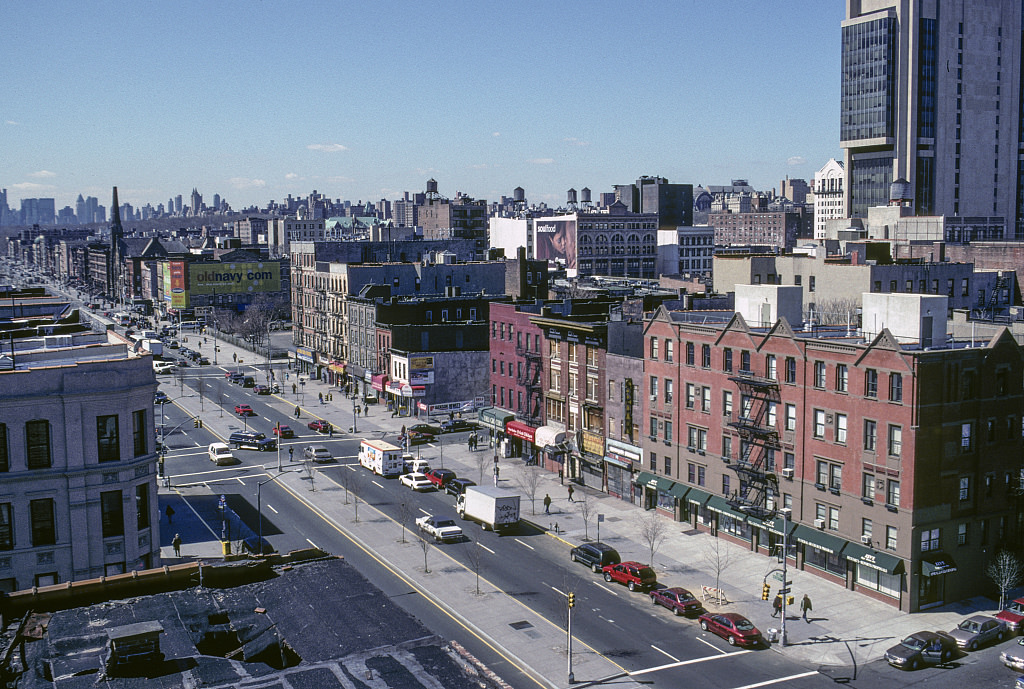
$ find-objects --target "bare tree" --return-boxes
[463,541,485,595]
[576,493,594,541]
[637,511,669,568]
[302,458,316,492]
[515,465,542,515]
[338,467,353,504]
[419,535,431,573]
[350,471,363,522]
[702,536,734,601]
[476,450,492,485]
[806,297,860,326]
[398,501,414,544]
[987,550,1024,610]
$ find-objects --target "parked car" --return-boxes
[197,356,210,366]
[167,340,180,348]
[408,423,442,436]
[229,431,277,451]
[403,457,430,474]
[253,384,271,395]
[415,514,464,542]
[307,419,332,433]
[400,472,435,491]
[207,443,235,466]
[234,404,255,416]
[242,376,256,388]
[400,430,434,446]
[885,631,958,670]
[997,598,1024,633]
[698,612,764,648]
[1000,638,1024,671]
[949,614,1007,650]
[153,362,175,375]
[441,418,477,433]
[445,477,477,497]
[602,561,657,592]
[650,587,703,617]
[570,542,621,573]
[425,468,457,490]
[154,390,170,405]
[303,445,332,463]
[273,424,295,439]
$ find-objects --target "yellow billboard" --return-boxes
[188,262,281,295]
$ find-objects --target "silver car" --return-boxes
[948,614,1007,651]
[303,445,332,463]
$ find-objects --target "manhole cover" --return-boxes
[509,620,534,631]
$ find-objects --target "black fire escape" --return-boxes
[726,372,781,520]
[516,341,544,426]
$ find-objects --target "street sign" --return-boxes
[772,572,785,582]
[779,587,791,595]
[597,514,605,522]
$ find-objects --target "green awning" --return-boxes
[685,487,712,506]
[843,541,905,574]
[705,495,749,520]
[478,407,514,431]
[920,552,957,577]
[633,471,675,494]
[746,514,796,537]
[668,483,691,500]
[793,524,847,555]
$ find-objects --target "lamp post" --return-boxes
[352,393,359,434]
[779,507,791,647]
[257,470,298,556]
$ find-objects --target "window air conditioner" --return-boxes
[650,395,657,401]
[860,535,872,545]
[813,518,825,529]
[781,467,794,479]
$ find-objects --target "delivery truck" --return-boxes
[456,485,521,532]
[359,439,404,477]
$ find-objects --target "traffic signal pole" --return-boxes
[567,591,575,684]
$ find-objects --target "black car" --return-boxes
[242,376,256,388]
[228,431,277,452]
[400,430,434,446]
[441,418,477,433]
[408,423,442,436]
[885,631,957,670]
[154,390,170,405]
[570,542,621,573]
[445,477,477,497]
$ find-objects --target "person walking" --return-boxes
[319,392,324,404]
[165,504,175,524]
[567,484,575,502]
[294,406,301,419]
[772,593,782,617]
[800,594,812,622]
[172,533,182,557]
[543,493,552,514]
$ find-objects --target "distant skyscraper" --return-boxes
[174,195,183,215]
[75,194,86,224]
[191,188,202,215]
[841,0,1024,235]
[213,193,221,211]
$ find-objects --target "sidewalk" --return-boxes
[165,332,1002,675]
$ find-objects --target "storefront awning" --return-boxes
[478,407,515,431]
[633,470,674,494]
[843,541,904,574]
[668,483,690,500]
[793,525,847,555]
[920,552,957,577]
[685,487,712,506]
[371,374,388,391]
[746,514,796,537]
[604,454,632,469]
[505,420,536,442]
[328,362,346,373]
[705,495,749,520]
[535,425,568,448]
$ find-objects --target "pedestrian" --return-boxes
[329,427,334,438]
[289,447,294,461]
[355,405,361,416]
[800,594,812,622]
[294,406,301,419]
[319,392,323,404]
[364,405,368,416]
[772,593,782,617]
[543,493,552,514]
[567,485,575,502]
[165,504,175,523]
[172,533,182,557]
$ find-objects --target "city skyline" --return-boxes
[2,0,844,211]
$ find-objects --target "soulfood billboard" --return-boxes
[534,218,577,271]
[189,262,281,295]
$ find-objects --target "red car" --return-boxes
[602,561,657,592]
[234,404,255,416]
[425,468,457,489]
[307,419,332,433]
[273,424,295,439]
[698,612,764,647]
[649,587,702,616]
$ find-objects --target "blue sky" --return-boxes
[1,0,845,212]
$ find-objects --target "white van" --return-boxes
[208,443,234,465]
[153,361,176,375]
[359,439,403,477]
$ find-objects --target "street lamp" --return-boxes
[352,393,359,434]
[257,470,298,556]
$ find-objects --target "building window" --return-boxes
[813,410,825,438]
[702,344,711,368]
[889,373,902,402]
[649,417,658,438]
[723,348,733,372]
[921,528,940,552]
[685,383,695,409]
[959,476,970,501]
[97,415,119,463]
[785,357,796,383]
[740,350,751,372]
[722,435,733,459]
[887,425,901,456]
[664,421,673,444]
[864,419,877,451]
[649,452,657,471]
[650,376,659,401]
[687,426,707,451]
[0,424,6,472]
[886,525,898,550]
[836,364,848,392]
[697,465,706,486]
[813,362,826,388]
[960,422,972,452]
[664,340,673,362]
[766,355,777,380]
[664,455,672,476]
[136,484,149,530]
[862,473,874,499]
[688,462,695,483]
[650,337,658,360]
[785,404,796,431]
[957,523,968,546]
[784,451,794,471]
[887,479,900,507]
[686,342,695,366]
[101,490,124,538]
[723,390,733,417]
[700,386,710,413]
[26,420,51,469]
[132,410,146,457]
[829,506,839,531]
[722,473,731,496]
[865,369,878,398]
[0,503,11,550]
[767,402,777,428]
[30,498,56,546]
[862,518,873,541]
[809,276,815,292]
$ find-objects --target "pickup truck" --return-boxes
[415,515,464,543]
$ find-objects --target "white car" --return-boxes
[207,443,234,465]
[403,456,430,474]
[153,361,176,374]
[400,472,435,491]
[303,445,332,463]
[415,514,464,542]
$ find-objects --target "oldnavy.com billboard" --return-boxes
[189,262,281,295]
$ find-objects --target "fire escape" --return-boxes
[726,372,781,520]
[516,341,544,426]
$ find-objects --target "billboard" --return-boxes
[164,260,189,309]
[189,262,281,295]
[534,218,577,271]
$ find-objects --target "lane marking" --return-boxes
[696,636,726,654]
[266,505,278,514]
[372,480,384,489]
[514,538,535,550]
[550,585,566,597]
[306,538,319,549]
[477,543,495,554]
[592,580,618,595]
[627,649,751,676]
[419,508,431,516]
[650,645,679,662]
[731,671,820,688]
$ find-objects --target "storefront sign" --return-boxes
[581,429,604,456]
[505,421,536,442]
[410,356,434,370]
[419,400,475,414]
[296,347,314,364]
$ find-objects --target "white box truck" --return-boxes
[456,485,521,532]
[359,439,403,477]
[142,339,163,356]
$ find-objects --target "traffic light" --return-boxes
[568,592,575,609]
[761,582,771,600]
[193,418,199,428]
